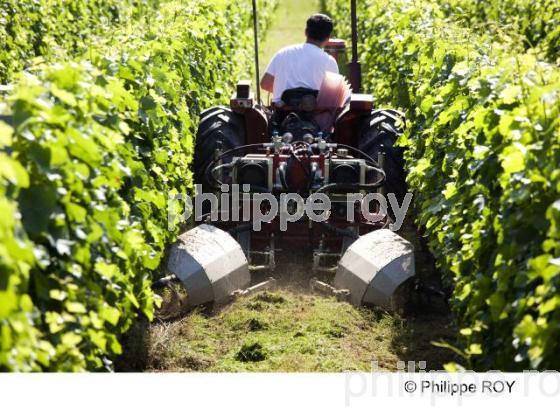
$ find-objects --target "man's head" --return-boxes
[305,14,334,47]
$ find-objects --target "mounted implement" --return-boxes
[166,0,414,310]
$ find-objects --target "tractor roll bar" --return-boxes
[252,0,262,105]
[348,0,362,93]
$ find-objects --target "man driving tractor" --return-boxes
[183,2,412,312]
[260,14,339,105]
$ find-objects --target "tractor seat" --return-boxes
[271,88,344,137]
[277,88,318,112]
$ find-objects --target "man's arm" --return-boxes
[262,50,280,93]
[260,73,274,93]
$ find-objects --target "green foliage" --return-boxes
[0,123,53,370]
[0,0,277,371]
[0,0,162,84]
[439,0,560,63]
[325,0,560,369]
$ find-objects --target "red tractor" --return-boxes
[166,0,415,310]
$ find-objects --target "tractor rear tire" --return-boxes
[193,107,245,190]
[359,109,407,202]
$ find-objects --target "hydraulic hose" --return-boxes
[210,162,236,186]
[335,143,386,176]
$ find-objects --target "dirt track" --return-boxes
[115,216,456,372]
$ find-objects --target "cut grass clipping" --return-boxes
[146,291,455,372]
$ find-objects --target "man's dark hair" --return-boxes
[306,14,334,42]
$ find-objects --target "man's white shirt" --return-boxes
[264,43,339,103]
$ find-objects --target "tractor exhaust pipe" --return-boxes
[252,0,262,105]
[347,0,362,93]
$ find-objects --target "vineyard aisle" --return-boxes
[129,2,458,372]
[258,0,320,102]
